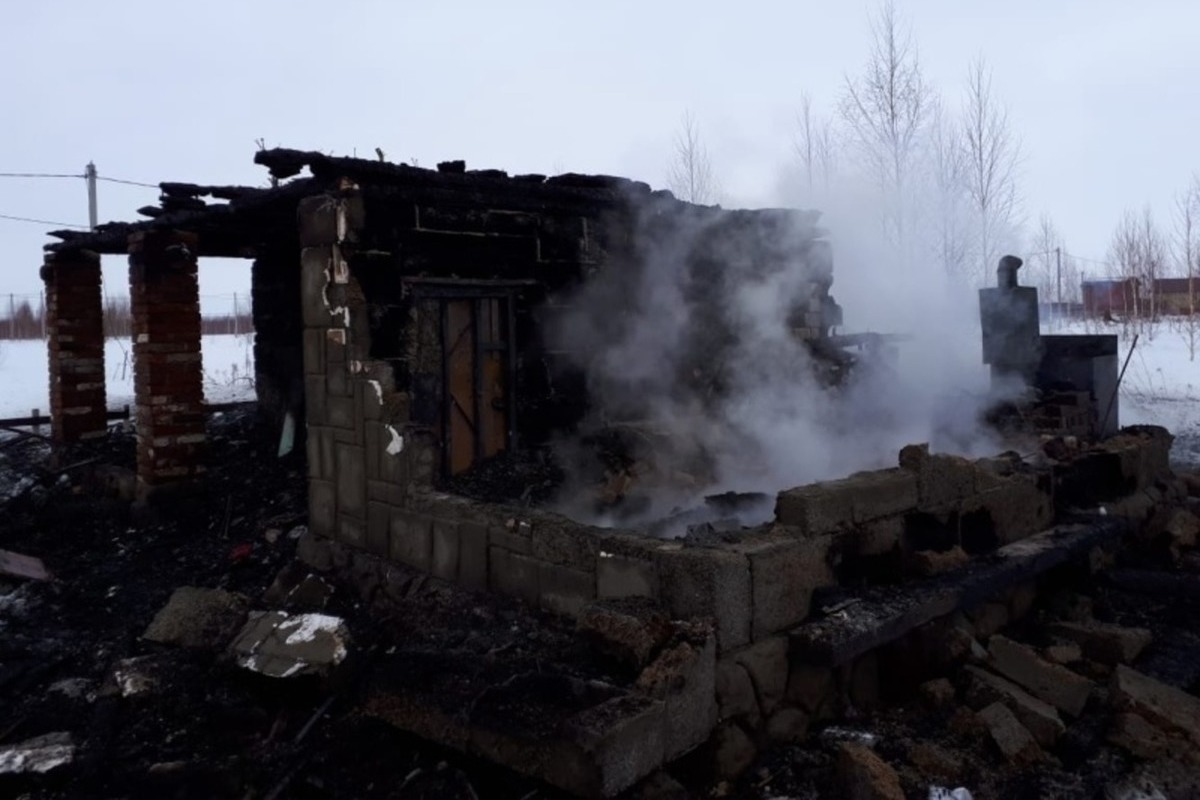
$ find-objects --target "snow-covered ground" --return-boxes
[0,333,256,418]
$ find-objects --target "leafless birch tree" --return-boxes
[925,102,970,279]
[667,110,719,205]
[1173,175,1200,359]
[839,1,932,246]
[963,57,1021,285]
[794,92,837,198]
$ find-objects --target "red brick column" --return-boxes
[128,231,205,495]
[40,250,107,442]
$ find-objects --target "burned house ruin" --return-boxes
[30,149,1188,797]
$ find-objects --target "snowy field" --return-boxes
[0,333,256,418]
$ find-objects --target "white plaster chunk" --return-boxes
[0,733,75,774]
[368,380,383,405]
[385,425,404,455]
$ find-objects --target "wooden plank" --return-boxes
[446,300,476,475]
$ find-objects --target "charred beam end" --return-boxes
[790,516,1132,667]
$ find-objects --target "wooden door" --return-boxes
[444,297,510,475]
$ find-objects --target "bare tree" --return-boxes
[925,101,970,279]
[666,110,719,205]
[1173,175,1200,359]
[963,57,1022,285]
[794,93,838,199]
[839,1,932,245]
[1109,206,1167,324]
[1028,214,1061,302]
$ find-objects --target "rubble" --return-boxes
[0,732,75,775]
[142,586,249,650]
[578,598,674,672]
[1047,621,1153,665]
[0,548,50,581]
[986,635,1095,717]
[1110,665,1200,747]
[230,611,351,679]
[977,702,1042,763]
[836,742,905,800]
[964,665,1065,747]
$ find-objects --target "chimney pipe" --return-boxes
[997,255,1023,289]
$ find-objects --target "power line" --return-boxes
[0,212,88,228]
[0,171,84,180]
[96,175,159,189]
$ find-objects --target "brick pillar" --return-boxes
[128,231,205,496]
[40,250,107,442]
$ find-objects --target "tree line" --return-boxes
[663,0,1199,331]
[0,295,254,340]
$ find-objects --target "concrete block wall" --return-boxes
[40,249,107,442]
[775,450,1056,568]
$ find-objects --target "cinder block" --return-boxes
[337,515,366,550]
[458,523,489,591]
[775,482,855,535]
[917,454,977,509]
[597,554,659,599]
[303,328,326,376]
[335,442,366,518]
[490,523,532,555]
[538,562,595,617]
[532,520,600,571]
[971,478,1053,544]
[299,247,333,328]
[390,512,432,571]
[656,546,751,652]
[431,520,461,582]
[366,501,391,556]
[367,478,406,508]
[489,546,540,605]
[309,479,337,538]
[846,469,918,523]
[743,534,835,640]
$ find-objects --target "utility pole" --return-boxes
[85,162,98,230]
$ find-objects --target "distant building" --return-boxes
[1081,278,1139,318]
[1155,277,1200,315]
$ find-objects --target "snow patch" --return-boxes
[385,425,404,455]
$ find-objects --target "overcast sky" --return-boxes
[2,0,1199,309]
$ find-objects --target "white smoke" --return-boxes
[545,181,1019,533]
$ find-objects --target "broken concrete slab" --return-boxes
[977,701,1041,763]
[836,742,905,800]
[557,694,667,798]
[229,611,350,679]
[142,586,249,650]
[987,635,1095,717]
[1111,664,1200,746]
[1165,508,1200,559]
[1043,642,1083,665]
[0,548,50,581]
[0,732,75,774]
[578,599,673,672]
[964,665,1065,747]
[1048,621,1153,665]
[765,707,809,743]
